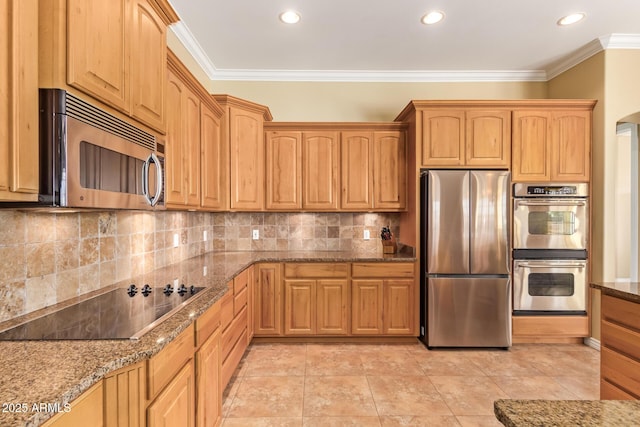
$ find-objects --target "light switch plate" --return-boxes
[173,233,179,247]
[203,230,207,241]
[363,229,370,240]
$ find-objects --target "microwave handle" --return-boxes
[515,200,586,207]
[142,153,163,206]
[515,261,587,268]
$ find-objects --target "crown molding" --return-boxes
[169,22,218,80]
[600,33,640,49]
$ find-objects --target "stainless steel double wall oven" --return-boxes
[512,183,589,314]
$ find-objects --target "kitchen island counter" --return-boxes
[0,248,414,427]
[494,399,640,426]
[590,281,640,304]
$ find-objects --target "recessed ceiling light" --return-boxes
[421,11,445,25]
[279,10,301,24]
[557,13,586,26]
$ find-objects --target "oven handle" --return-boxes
[515,200,586,207]
[515,261,587,269]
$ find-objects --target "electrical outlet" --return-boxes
[173,278,179,287]
[363,229,370,240]
[252,229,259,240]
[203,230,207,241]
[203,266,207,276]
[173,233,179,247]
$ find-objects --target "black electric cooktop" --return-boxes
[0,285,204,341]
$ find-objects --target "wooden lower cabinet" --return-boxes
[43,382,104,427]
[600,294,640,399]
[196,329,222,427]
[351,279,414,335]
[317,280,349,335]
[147,361,195,427]
[351,280,384,335]
[254,263,283,336]
[512,316,589,342]
[104,362,145,427]
[283,278,349,335]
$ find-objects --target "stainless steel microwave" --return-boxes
[27,89,164,210]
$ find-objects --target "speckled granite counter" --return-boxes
[494,399,640,426]
[0,249,414,427]
[590,282,640,304]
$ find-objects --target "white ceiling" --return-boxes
[167,0,640,82]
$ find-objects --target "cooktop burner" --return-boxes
[0,284,204,340]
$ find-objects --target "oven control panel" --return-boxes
[513,182,588,198]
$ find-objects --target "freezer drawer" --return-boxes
[427,277,511,347]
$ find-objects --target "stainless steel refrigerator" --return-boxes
[420,170,512,348]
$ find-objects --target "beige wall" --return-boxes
[210,81,547,121]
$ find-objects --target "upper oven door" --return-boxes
[64,116,163,210]
[513,198,587,250]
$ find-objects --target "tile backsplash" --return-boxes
[0,210,400,322]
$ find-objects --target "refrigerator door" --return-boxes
[426,170,470,274]
[427,277,512,347]
[470,171,510,274]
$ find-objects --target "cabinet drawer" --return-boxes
[352,262,414,278]
[602,320,640,361]
[195,300,221,348]
[222,306,247,361]
[602,294,640,331]
[221,329,248,390]
[220,291,234,331]
[601,347,640,397]
[234,268,249,294]
[601,379,638,400]
[148,323,194,399]
[234,285,248,316]
[284,263,348,278]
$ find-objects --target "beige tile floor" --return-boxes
[221,341,600,426]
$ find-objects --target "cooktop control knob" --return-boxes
[190,285,196,295]
[177,284,188,296]
[163,284,174,296]
[141,284,152,297]
[126,284,138,297]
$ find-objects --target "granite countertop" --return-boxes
[0,249,415,427]
[494,399,640,427]
[590,282,640,304]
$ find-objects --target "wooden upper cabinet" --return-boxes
[41,0,177,133]
[66,0,129,113]
[303,131,340,210]
[130,0,166,132]
[512,111,551,181]
[0,0,39,201]
[373,131,406,210]
[512,108,591,182]
[421,109,510,168]
[551,110,590,182]
[164,68,200,208]
[421,110,465,166]
[465,110,511,167]
[341,131,374,210]
[265,131,302,210]
[201,102,228,210]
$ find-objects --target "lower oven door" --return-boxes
[513,259,587,313]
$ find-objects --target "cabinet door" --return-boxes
[246,265,255,343]
[201,103,227,210]
[465,110,511,167]
[0,0,39,201]
[512,111,551,182]
[317,279,349,335]
[147,361,195,427]
[164,70,186,206]
[254,263,282,335]
[196,329,221,427]
[184,86,201,207]
[230,107,264,210]
[104,362,145,427]
[341,132,373,210]
[66,0,129,113]
[130,0,166,132]
[265,131,302,210]
[43,382,104,427]
[373,131,406,210]
[421,110,465,166]
[551,110,590,182]
[351,280,383,335]
[284,280,315,335]
[383,279,414,335]
[303,131,340,210]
